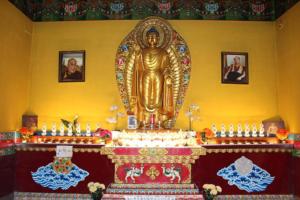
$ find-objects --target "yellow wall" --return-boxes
[28,20,278,130]
[276,2,300,133]
[0,1,32,131]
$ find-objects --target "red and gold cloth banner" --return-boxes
[101,146,206,184]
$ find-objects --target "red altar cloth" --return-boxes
[15,144,114,194]
[10,143,296,195]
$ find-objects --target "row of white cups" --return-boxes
[212,123,267,137]
[39,122,268,138]
[40,123,99,137]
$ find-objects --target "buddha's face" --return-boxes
[146,32,159,47]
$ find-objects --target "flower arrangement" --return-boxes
[93,128,112,144]
[61,115,79,134]
[87,182,105,200]
[203,128,215,139]
[19,127,34,142]
[185,104,200,131]
[202,184,222,200]
[276,128,289,141]
[196,132,203,144]
[106,105,124,130]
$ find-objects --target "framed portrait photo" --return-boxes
[262,119,285,136]
[59,50,85,82]
[22,115,38,129]
[127,115,138,129]
[221,52,248,84]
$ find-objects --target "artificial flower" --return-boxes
[94,182,101,188]
[117,112,125,117]
[189,103,199,111]
[204,128,215,139]
[87,182,105,200]
[106,117,117,124]
[276,128,289,140]
[203,184,209,189]
[94,128,112,139]
[19,127,34,141]
[87,182,94,188]
[202,183,222,200]
[89,185,97,193]
[110,105,118,111]
[210,189,217,195]
[185,111,192,117]
[216,186,222,193]
[99,184,106,190]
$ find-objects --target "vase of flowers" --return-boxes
[93,128,112,144]
[185,104,200,131]
[202,184,222,200]
[276,128,289,142]
[106,105,124,130]
[19,127,34,143]
[87,182,105,200]
[61,115,79,135]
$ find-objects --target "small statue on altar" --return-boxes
[59,123,65,136]
[259,123,265,137]
[75,123,81,136]
[220,124,226,137]
[211,124,218,135]
[42,123,47,136]
[244,124,250,137]
[51,123,57,136]
[115,17,191,129]
[237,123,243,137]
[67,123,73,136]
[86,123,91,136]
[252,124,258,137]
[228,124,234,137]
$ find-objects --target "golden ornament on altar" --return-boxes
[146,166,160,180]
[115,17,191,129]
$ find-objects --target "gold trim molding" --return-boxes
[206,148,292,154]
[16,146,102,153]
[15,146,292,154]
[101,147,206,164]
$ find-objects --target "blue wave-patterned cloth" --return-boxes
[31,163,89,190]
[217,157,275,192]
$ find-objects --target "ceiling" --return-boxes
[9,0,299,22]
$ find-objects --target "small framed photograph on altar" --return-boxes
[22,115,38,130]
[128,115,138,129]
[262,119,285,136]
[221,52,248,84]
[59,50,85,82]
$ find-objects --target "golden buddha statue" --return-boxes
[115,17,191,129]
[131,27,174,126]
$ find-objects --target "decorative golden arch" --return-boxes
[115,16,191,128]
